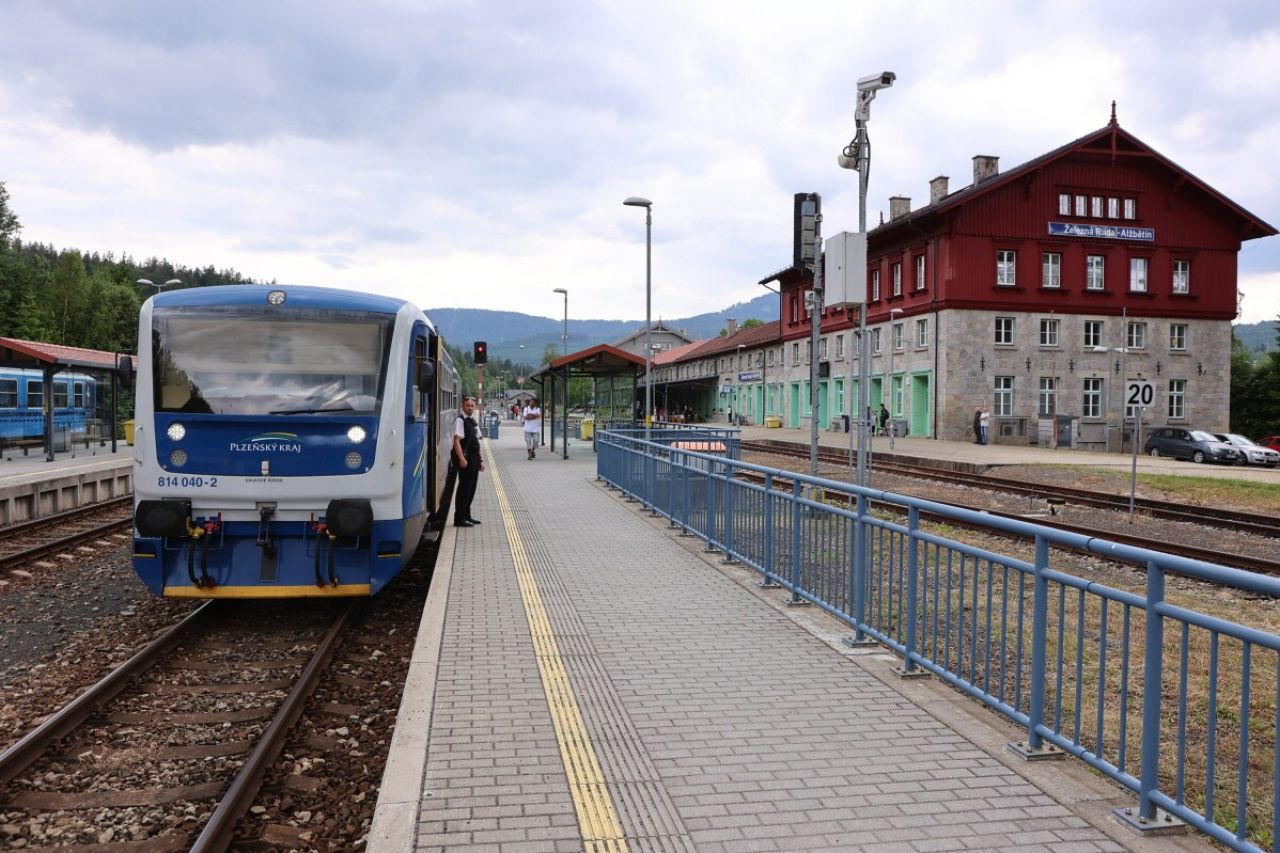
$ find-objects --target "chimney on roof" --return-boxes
[973,155,999,184]
[889,196,911,220]
[725,318,738,337]
[929,175,949,205]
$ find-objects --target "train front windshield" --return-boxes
[152,307,394,415]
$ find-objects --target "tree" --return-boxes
[0,182,20,249]
[48,250,92,341]
[741,318,764,330]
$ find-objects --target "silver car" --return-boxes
[1213,433,1280,468]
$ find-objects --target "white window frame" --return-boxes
[792,342,800,365]
[1170,323,1187,351]
[1086,255,1105,290]
[871,269,881,302]
[1038,377,1057,417]
[1168,379,1186,420]
[871,328,882,354]
[1091,196,1103,218]
[915,255,926,291]
[994,376,1014,417]
[1042,252,1061,288]
[915,318,928,348]
[1173,259,1190,294]
[995,316,1015,346]
[1127,321,1147,350]
[892,322,904,350]
[892,262,902,296]
[1129,257,1148,292]
[1084,320,1103,349]
[996,250,1017,286]
[1107,197,1119,218]
[1058,193,1071,216]
[835,334,845,360]
[1123,198,1136,220]
[1075,195,1087,217]
[1039,318,1060,347]
[1083,378,1103,418]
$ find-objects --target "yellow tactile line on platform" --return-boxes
[484,442,629,853]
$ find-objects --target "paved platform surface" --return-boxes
[370,428,1216,853]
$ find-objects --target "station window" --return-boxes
[1127,321,1147,350]
[1084,320,1103,349]
[996,250,1017,286]
[1039,318,1060,347]
[1075,195,1088,217]
[915,255,926,291]
[994,376,1014,416]
[1108,197,1119,218]
[1086,255,1105,290]
[871,328,882,354]
[0,379,16,408]
[1173,259,1190,294]
[892,323,904,350]
[835,334,845,360]
[1083,378,1103,418]
[871,269,881,302]
[915,319,928,348]
[1168,379,1186,419]
[818,338,828,360]
[1038,377,1057,416]
[995,316,1015,346]
[1042,253,1061,288]
[792,342,800,365]
[1124,198,1137,219]
[1058,193,1071,216]
[1170,323,1188,351]
[1129,257,1148,292]
[892,262,902,297]
[1091,196,1103,218]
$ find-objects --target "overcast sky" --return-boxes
[2,1,1277,324]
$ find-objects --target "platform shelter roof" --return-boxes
[537,343,645,378]
[0,337,135,372]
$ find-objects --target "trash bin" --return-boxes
[891,418,908,437]
[579,419,594,440]
[124,420,136,445]
[486,414,500,440]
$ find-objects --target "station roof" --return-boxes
[0,337,135,372]
[534,343,645,378]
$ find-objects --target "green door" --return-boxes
[910,372,932,437]
[789,382,801,427]
[818,380,829,429]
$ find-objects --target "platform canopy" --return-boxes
[0,337,135,460]
[530,344,646,459]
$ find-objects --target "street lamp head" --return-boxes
[553,288,567,294]
[890,308,904,318]
[164,279,182,287]
[622,196,652,208]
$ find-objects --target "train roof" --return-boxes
[150,284,416,315]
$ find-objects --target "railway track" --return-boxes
[733,442,1280,578]
[742,438,1280,538]
[0,497,133,572]
[0,598,356,851]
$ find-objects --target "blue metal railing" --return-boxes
[597,428,1280,853]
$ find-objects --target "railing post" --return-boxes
[789,487,803,604]
[896,507,927,678]
[703,459,718,553]
[760,474,779,587]
[844,493,874,645]
[1009,534,1060,759]
[723,458,736,562]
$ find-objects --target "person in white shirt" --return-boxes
[522,398,542,460]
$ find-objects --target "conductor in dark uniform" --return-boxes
[452,397,484,527]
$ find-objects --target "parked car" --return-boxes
[1143,427,1241,464]
[1258,436,1280,452]
[1214,433,1280,467]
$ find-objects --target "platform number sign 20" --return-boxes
[1125,379,1155,410]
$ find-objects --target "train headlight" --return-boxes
[167,423,186,441]
[345,451,363,469]
[169,449,188,468]
[347,425,367,443]
[267,290,287,305]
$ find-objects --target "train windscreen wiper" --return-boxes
[269,403,356,415]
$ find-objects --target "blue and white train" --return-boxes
[131,284,461,598]
[0,368,97,441]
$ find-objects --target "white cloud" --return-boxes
[0,0,1276,323]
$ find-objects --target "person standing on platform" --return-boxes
[973,407,982,444]
[522,396,542,460]
[878,403,890,437]
[980,407,991,445]
[452,397,484,527]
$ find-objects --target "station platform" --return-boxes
[0,441,133,524]
[370,428,1213,852]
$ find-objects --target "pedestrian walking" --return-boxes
[452,397,484,527]
[522,396,542,460]
[878,403,890,437]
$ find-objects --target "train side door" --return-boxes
[403,328,431,521]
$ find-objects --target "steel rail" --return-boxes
[190,599,359,853]
[0,518,133,573]
[0,601,216,785]
[742,439,1280,538]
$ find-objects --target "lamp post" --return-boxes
[888,308,903,451]
[623,196,653,437]
[735,343,745,424]
[552,288,568,356]
[838,71,895,487]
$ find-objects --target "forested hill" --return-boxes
[428,293,778,364]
